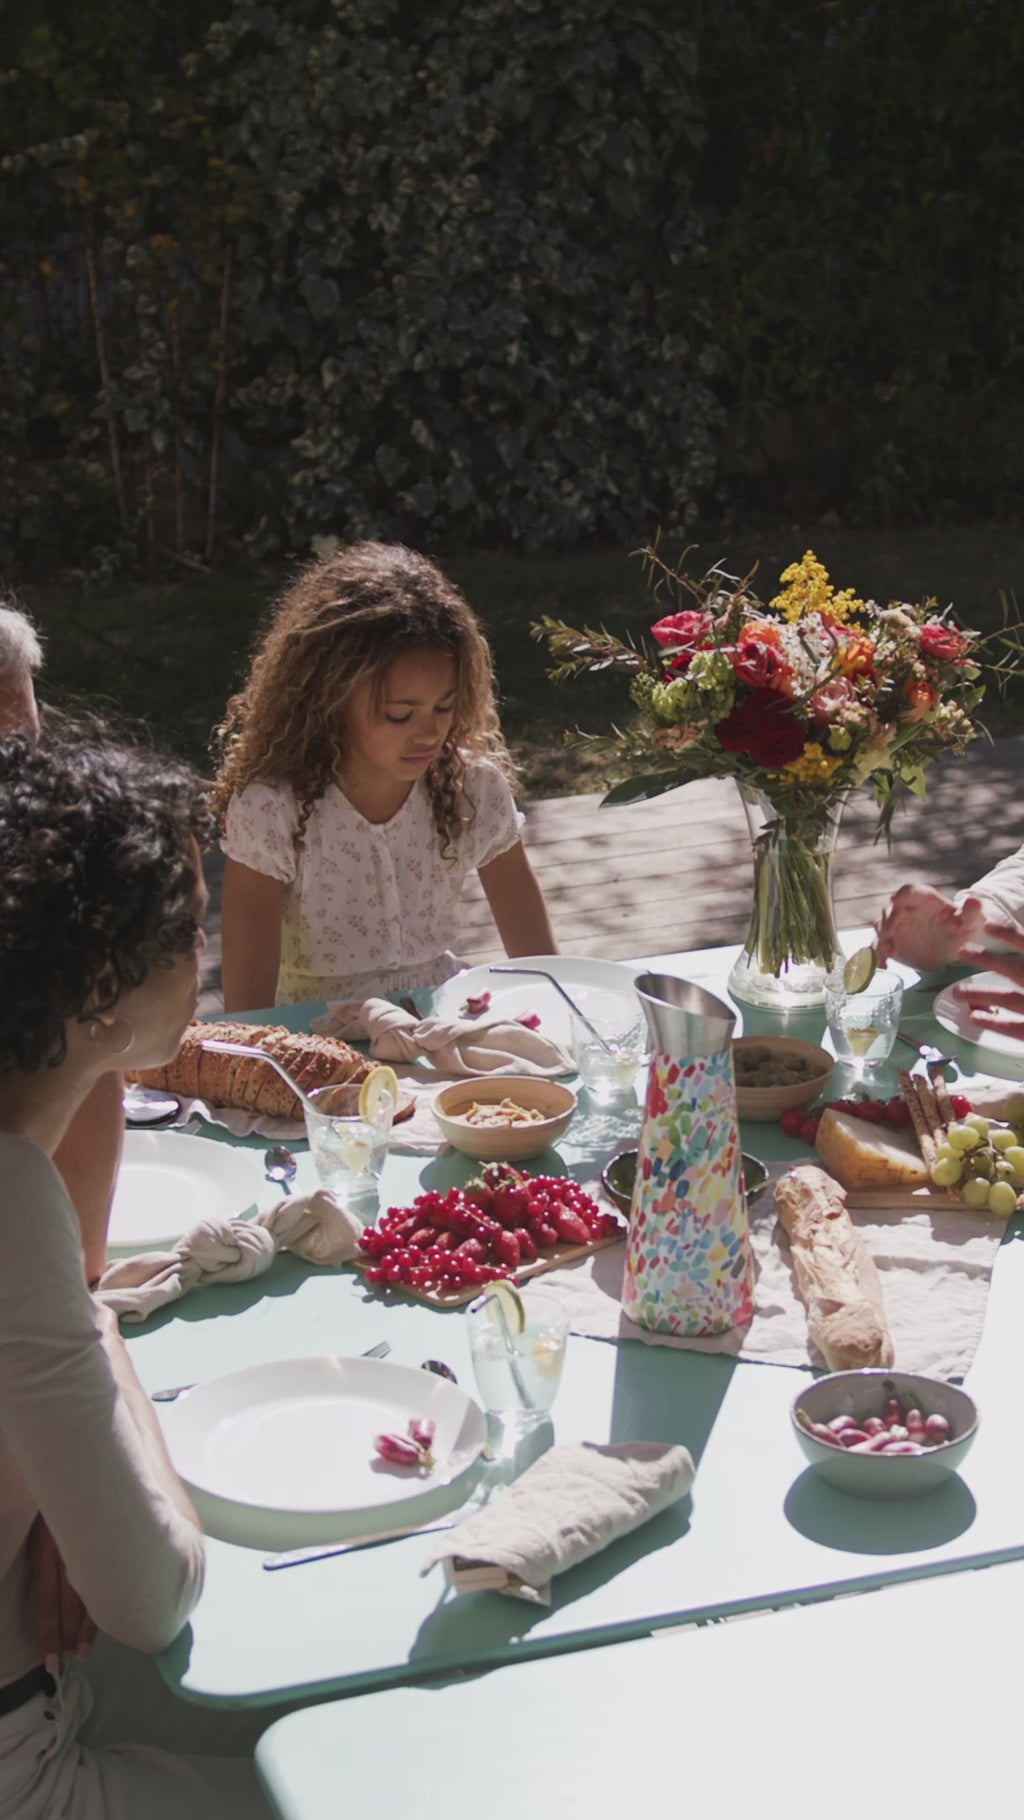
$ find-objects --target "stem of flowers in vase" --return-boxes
[748,823,841,978]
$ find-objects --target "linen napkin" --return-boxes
[312,996,573,1078]
[95,1189,363,1321]
[421,1440,695,1605]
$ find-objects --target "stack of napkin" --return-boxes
[95,1190,363,1321]
[422,1440,695,1604]
[313,996,573,1078]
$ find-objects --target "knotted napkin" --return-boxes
[95,1190,363,1322]
[421,1440,695,1605]
[312,996,573,1078]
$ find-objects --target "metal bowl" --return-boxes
[600,1147,769,1216]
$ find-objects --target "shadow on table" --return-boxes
[784,1466,977,1553]
[129,1252,321,1334]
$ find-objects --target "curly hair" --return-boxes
[0,724,214,1074]
[212,542,514,857]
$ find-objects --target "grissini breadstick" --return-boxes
[897,1069,938,1174]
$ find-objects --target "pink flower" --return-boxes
[732,634,789,690]
[651,610,713,672]
[919,622,970,663]
[809,677,856,721]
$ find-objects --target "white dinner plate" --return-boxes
[933,971,1024,1066]
[432,954,643,1053]
[163,1356,486,1549]
[108,1129,264,1250]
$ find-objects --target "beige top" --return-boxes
[960,846,1024,928]
[0,1136,204,1686]
[222,756,523,1004]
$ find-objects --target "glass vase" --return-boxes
[727,785,845,1010]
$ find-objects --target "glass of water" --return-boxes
[467,1290,569,1429]
[303,1083,393,1196]
[824,968,904,1076]
[568,994,645,1106]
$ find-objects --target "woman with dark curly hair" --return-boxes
[0,729,271,1816]
[214,541,555,1011]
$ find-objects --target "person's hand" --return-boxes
[875,885,988,969]
[28,1514,96,1676]
[955,920,1024,1042]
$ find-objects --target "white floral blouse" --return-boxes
[222,757,524,1004]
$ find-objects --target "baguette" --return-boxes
[774,1163,895,1371]
[127,1020,370,1120]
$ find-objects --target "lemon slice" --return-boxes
[358,1064,399,1125]
[842,945,877,994]
[484,1281,526,1334]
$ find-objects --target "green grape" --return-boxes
[947,1122,982,1153]
[993,1159,1016,1183]
[1003,1145,1024,1173]
[965,1113,990,1137]
[965,1148,995,1181]
[987,1180,1019,1218]
[1004,1093,1024,1126]
[962,1177,992,1208]
[930,1156,963,1187]
[935,1139,956,1163]
[989,1125,1017,1152]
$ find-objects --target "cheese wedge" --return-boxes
[814,1107,929,1190]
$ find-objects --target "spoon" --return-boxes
[123,1086,183,1127]
[420,1358,458,1384]
[265,1144,297,1188]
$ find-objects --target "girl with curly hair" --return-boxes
[214,541,555,1010]
[0,727,271,1816]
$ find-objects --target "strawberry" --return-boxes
[491,1229,521,1269]
[553,1206,592,1246]
[534,1222,560,1248]
[513,1227,538,1262]
[492,1183,531,1227]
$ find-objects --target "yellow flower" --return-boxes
[770,551,866,626]
[780,742,844,785]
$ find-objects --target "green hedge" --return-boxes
[1,0,1022,577]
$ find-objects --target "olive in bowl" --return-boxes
[732,1036,833,1123]
[791,1369,978,1499]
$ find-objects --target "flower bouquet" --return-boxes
[535,550,1019,1007]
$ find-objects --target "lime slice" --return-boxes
[842,945,877,994]
[484,1280,526,1334]
[358,1065,399,1125]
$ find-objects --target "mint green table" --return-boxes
[254,1555,1023,1819]
[131,938,1024,1710]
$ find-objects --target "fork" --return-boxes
[151,1338,391,1401]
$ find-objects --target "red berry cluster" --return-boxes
[780,1092,973,1148]
[358,1163,619,1295]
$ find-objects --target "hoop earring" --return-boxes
[88,1016,135,1057]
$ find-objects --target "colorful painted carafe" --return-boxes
[623,972,755,1337]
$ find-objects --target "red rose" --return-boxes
[919,622,969,663]
[650,609,713,662]
[715,689,807,767]
[732,634,788,689]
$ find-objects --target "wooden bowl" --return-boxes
[432,1075,577,1161]
[732,1036,833,1122]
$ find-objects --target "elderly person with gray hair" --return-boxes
[0,599,42,739]
[0,597,123,1285]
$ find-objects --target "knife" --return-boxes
[263,1516,457,1569]
[895,1030,957,1072]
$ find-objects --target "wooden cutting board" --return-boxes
[350,1220,626,1309]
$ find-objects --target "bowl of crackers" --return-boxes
[732,1036,833,1122]
[432,1075,577,1161]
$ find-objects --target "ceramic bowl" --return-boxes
[732,1036,833,1122]
[600,1147,769,1216]
[432,1075,577,1161]
[791,1369,979,1499]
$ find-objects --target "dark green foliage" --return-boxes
[2,0,1023,579]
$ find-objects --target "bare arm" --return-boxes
[221,857,285,1012]
[478,840,556,957]
[53,1070,124,1288]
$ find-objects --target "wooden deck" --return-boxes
[198,734,1024,1012]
